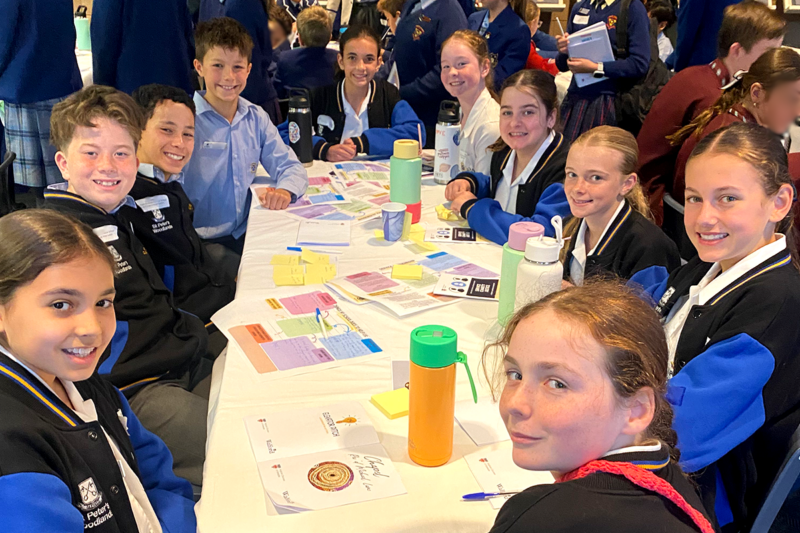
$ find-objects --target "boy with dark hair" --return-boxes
[128,84,236,324]
[274,6,339,98]
[647,0,676,63]
[45,85,221,489]
[184,18,308,255]
[636,0,784,225]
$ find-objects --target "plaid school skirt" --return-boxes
[560,93,617,144]
[3,97,65,187]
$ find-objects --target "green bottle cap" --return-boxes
[410,325,478,403]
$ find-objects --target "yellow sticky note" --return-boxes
[410,233,440,252]
[301,249,329,264]
[274,265,303,277]
[374,229,385,240]
[410,223,425,235]
[274,274,304,286]
[392,264,423,280]
[304,272,325,285]
[270,254,300,265]
[400,212,412,240]
[305,263,337,283]
[436,203,461,221]
[370,388,409,419]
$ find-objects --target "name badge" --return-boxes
[135,194,170,213]
[573,14,590,25]
[579,7,590,14]
[202,141,228,149]
[93,225,119,243]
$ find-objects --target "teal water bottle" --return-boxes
[390,140,422,223]
[74,6,91,51]
[498,222,544,325]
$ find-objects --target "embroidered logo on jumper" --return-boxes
[78,476,114,527]
[78,477,102,509]
[151,208,165,223]
[412,25,425,41]
[606,16,617,30]
[655,286,675,315]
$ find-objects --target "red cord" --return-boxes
[559,460,715,533]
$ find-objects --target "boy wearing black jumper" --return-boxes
[128,84,236,324]
[44,85,220,490]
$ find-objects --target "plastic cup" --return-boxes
[382,202,407,241]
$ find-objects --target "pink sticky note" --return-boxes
[308,176,332,186]
[346,272,399,293]
[279,291,337,315]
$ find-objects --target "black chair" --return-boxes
[0,151,17,217]
[748,423,800,533]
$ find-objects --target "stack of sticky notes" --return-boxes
[271,250,338,286]
[391,264,423,280]
[370,388,410,419]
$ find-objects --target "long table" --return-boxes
[196,160,508,532]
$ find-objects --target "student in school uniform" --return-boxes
[274,6,339,98]
[128,84,237,324]
[43,86,223,490]
[199,0,282,124]
[524,2,559,75]
[278,0,318,21]
[647,0,675,63]
[467,0,530,90]
[555,0,650,143]
[665,48,800,257]
[630,122,800,533]
[0,0,82,194]
[90,0,195,96]
[637,1,785,225]
[392,0,468,146]
[184,18,308,256]
[440,30,501,177]
[278,25,424,161]
[485,282,715,533]
[445,70,570,244]
[270,7,295,59]
[0,209,197,532]
[561,126,680,286]
[377,0,405,63]
[672,0,738,72]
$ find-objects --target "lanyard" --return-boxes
[479,12,490,37]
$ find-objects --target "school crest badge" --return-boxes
[78,477,102,510]
[151,208,165,223]
[419,14,431,22]
[412,25,425,41]
[606,16,617,30]
[108,246,123,263]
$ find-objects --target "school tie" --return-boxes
[590,0,608,10]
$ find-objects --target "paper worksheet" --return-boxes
[455,396,509,446]
[464,446,554,510]
[297,219,351,247]
[567,22,614,88]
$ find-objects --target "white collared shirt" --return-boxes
[663,234,788,377]
[0,345,162,533]
[603,440,662,458]
[570,200,626,286]
[459,88,500,176]
[138,163,184,185]
[341,84,371,141]
[495,131,555,215]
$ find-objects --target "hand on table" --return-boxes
[326,142,358,162]
[445,179,471,201]
[556,33,569,54]
[258,187,292,210]
[567,57,599,74]
[450,192,477,215]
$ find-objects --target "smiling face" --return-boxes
[138,100,195,179]
[752,79,800,135]
[194,46,252,109]
[499,87,555,154]
[338,36,381,91]
[0,255,116,388]
[440,40,489,103]
[55,117,139,212]
[684,152,793,271]
[500,310,639,475]
[565,145,636,223]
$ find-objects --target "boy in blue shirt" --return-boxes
[184,17,308,255]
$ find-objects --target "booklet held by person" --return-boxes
[567,21,614,88]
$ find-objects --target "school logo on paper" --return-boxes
[78,477,101,509]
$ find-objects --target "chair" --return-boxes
[748,423,800,533]
[0,151,17,217]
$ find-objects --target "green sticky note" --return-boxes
[276,316,330,337]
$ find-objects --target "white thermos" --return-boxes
[515,216,564,309]
[433,101,461,185]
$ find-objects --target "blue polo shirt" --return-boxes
[182,92,308,239]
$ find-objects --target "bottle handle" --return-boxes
[456,351,478,403]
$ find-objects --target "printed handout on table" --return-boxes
[464,445,554,510]
[434,274,500,300]
[455,396,509,446]
[425,227,490,243]
[296,219,351,247]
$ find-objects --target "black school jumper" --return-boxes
[127,171,236,323]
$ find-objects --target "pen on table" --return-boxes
[315,308,328,339]
[287,246,344,254]
[462,491,520,501]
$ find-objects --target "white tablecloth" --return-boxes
[196,160,509,532]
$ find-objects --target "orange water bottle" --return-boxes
[408,325,477,467]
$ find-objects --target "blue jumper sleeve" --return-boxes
[668,334,774,473]
[627,265,670,302]
[0,472,84,531]
[90,0,124,88]
[359,100,425,156]
[464,182,569,244]
[116,390,196,533]
[259,111,309,198]
[452,170,493,200]
[533,30,558,52]
[603,0,650,80]
[555,5,578,73]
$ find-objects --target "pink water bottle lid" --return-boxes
[508,222,545,251]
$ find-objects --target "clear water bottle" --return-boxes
[287,88,313,166]
[515,216,564,310]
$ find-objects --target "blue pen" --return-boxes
[315,308,328,339]
[462,491,519,501]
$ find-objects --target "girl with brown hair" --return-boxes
[484,281,714,533]
[466,0,530,90]
[562,126,680,285]
[631,122,800,532]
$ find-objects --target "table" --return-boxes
[196,160,509,532]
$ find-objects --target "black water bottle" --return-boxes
[287,88,313,167]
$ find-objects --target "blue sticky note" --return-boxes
[320,331,373,360]
[309,192,340,204]
[418,252,468,272]
[361,338,382,353]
